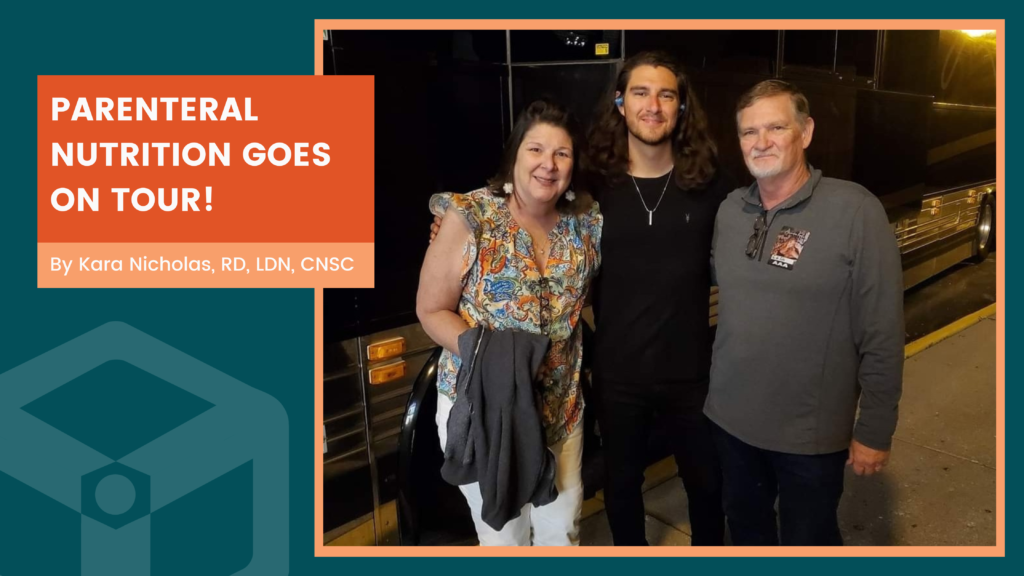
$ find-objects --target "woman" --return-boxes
[416,100,602,546]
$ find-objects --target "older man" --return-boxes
[705,79,905,545]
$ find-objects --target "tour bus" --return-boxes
[321,29,996,546]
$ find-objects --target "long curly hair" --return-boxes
[587,51,718,191]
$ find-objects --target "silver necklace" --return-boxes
[631,167,673,226]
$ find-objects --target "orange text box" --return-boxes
[37,76,374,245]
[38,243,374,288]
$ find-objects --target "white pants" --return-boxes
[436,393,583,546]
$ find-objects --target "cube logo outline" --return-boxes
[0,321,289,575]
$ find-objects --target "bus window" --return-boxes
[934,30,996,107]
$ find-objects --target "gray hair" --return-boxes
[735,79,810,129]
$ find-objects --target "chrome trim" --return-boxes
[933,102,997,112]
[903,241,974,289]
[326,427,363,443]
[776,31,785,78]
[371,406,407,424]
[873,30,884,89]
[323,444,368,466]
[506,30,513,130]
[324,405,364,425]
[923,181,996,197]
[356,335,382,546]
[832,30,839,74]
[372,384,414,403]
[894,183,996,254]
[324,366,360,381]
[374,426,403,443]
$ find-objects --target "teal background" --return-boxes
[0,1,1011,572]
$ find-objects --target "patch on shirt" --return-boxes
[768,226,810,270]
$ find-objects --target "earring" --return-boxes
[565,190,576,202]
[503,182,513,194]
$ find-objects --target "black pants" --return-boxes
[594,376,724,546]
[711,422,847,546]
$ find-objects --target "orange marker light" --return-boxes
[367,337,406,362]
[369,361,407,385]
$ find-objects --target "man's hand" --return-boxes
[847,439,890,476]
[429,215,442,244]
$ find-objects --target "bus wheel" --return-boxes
[969,195,995,263]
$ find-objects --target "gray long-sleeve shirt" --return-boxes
[705,167,905,455]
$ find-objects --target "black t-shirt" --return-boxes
[591,170,731,385]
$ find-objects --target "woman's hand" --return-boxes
[429,215,442,243]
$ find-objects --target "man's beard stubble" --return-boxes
[626,117,675,147]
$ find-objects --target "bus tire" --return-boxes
[969,194,995,263]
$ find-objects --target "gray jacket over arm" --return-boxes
[441,326,556,530]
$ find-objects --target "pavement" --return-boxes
[580,316,998,546]
[903,253,996,342]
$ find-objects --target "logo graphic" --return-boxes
[768,226,811,271]
[0,322,289,575]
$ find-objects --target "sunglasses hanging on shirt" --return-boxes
[745,212,768,259]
